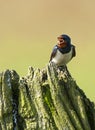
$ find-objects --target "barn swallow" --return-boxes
[49,34,76,66]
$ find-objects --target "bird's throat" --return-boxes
[57,43,67,48]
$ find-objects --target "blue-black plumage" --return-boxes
[49,34,76,66]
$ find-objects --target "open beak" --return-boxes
[57,39,67,48]
[58,39,65,45]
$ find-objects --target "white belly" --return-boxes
[51,48,73,66]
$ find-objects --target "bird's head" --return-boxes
[57,34,71,48]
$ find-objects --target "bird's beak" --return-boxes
[58,39,64,44]
[57,39,67,48]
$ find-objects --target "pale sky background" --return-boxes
[0,0,95,101]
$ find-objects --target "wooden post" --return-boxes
[0,64,95,130]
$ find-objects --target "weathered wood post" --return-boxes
[0,63,95,130]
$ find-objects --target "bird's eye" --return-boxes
[63,38,66,40]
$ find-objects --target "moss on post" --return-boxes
[0,70,13,130]
[0,64,95,130]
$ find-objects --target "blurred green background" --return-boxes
[0,0,95,101]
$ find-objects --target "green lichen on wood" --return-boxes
[0,64,95,130]
[47,65,83,130]
[0,70,13,130]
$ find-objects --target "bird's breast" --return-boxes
[51,48,73,66]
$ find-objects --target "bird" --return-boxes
[49,34,76,67]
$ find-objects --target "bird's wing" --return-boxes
[49,46,57,62]
[72,45,76,57]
